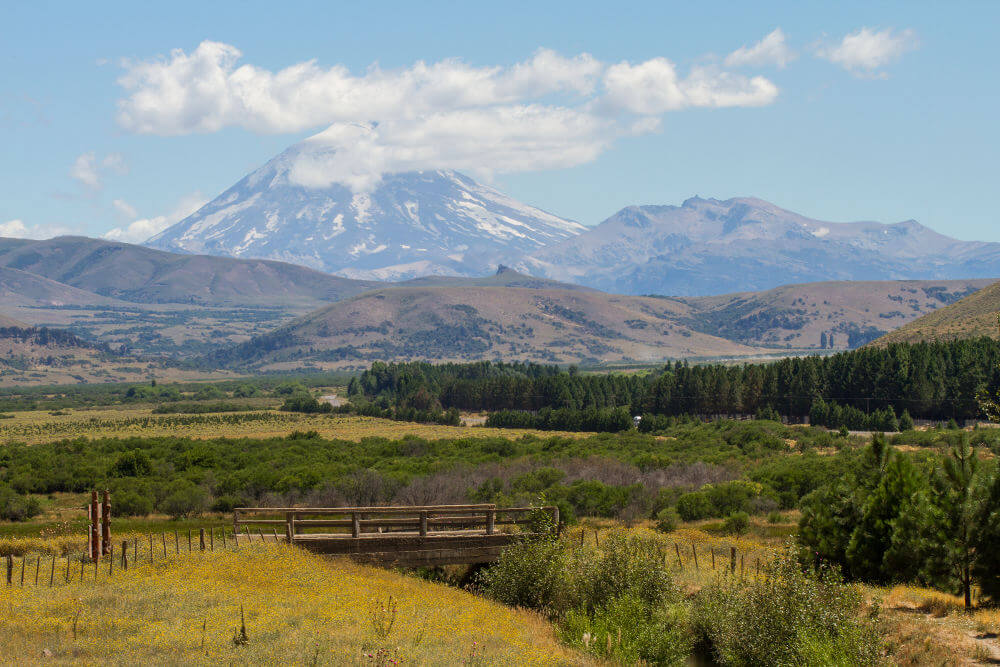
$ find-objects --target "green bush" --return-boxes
[561,595,692,665]
[112,489,153,517]
[159,479,209,519]
[655,507,681,533]
[478,537,570,614]
[723,511,750,535]
[694,551,881,666]
[0,484,41,521]
[767,510,783,524]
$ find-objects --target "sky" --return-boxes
[1,1,998,243]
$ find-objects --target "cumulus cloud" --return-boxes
[70,151,128,189]
[116,41,781,191]
[725,28,795,68]
[816,27,917,76]
[0,219,72,240]
[103,191,207,243]
[112,198,138,219]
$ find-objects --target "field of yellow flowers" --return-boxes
[0,543,589,665]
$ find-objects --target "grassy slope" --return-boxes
[676,278,994,349]
[873,280,1000,346]
[0,544,585,665]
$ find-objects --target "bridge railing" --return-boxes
[233,504,560,541]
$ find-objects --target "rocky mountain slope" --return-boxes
[518,197,1000,296]
[872,280,1000,346]
[147,132,585,280]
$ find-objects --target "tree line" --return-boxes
[350,338,1000,422]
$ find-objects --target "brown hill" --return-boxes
[677,279,993,349]
[872,280,1000,345]
[217,286,766,371]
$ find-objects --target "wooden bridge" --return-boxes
[233,504,559,567]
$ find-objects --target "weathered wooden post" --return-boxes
[286,512,296,544]
[175,531,179,553]
[188,529,192,552]
[711,548,716,570]
[730,546,737,574]
[418,511,428,537]
[199,528,206,551]
[20,555,26,586]
[89,490,101,563]
[486,509,496,536]
[352,512,362,538]
[49,556,55,586]
[34,555,40,585]
[121,540,128,570]
[674,542,682,567]
[691,543,699,571]
[5,554,12,586]
[101,490,111,556]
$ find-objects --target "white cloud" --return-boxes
[115,41,780,191]
[103,192,207,244]
[816,27,917,76]
[70,151,128,189]
[112,198,138,219]
[602,59,778,114]
[725,28,795,68]
[0,219,73,240]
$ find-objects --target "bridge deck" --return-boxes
[234,504,558,567]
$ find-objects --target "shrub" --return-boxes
[0,484,41,521]
[767,510,783,524]
[655,507,681,533]
[112,490,153,517]
[478,537,570,614]
[694,550,881,666]
[280,395,333,414]
[722,511,750,535]
[898,410,915,431]
[159,479,209,519]
[561,595,693,665]
[676,491,713,521]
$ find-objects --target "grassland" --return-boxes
[0,405,579,445]
[0,543,584,665]
[874,280,1000,346]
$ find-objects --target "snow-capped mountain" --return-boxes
[517,196,1000,296]
[147,137,585,280]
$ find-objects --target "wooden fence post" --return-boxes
[674,542,682,567]
[594,530,600,547]
[188,530,192,552]
[711,548,716,570]
[34,555,40,585]
[730,546,737,574]
[148,534,153,563]
[175,531,179,553]
[199,528,206,551]
[64,555,69,582]
[162,533,167,558]
[418,511,427,537]
[352,512,362,538]
[486,510,496,536]
[121,540,128,570]
[740,555,745,580]
[101,489,111,556]
[691,543,699,571]
[49,556,55,587]
[5,554,12,586]
[20,555,26,586]
[80,557,85,581]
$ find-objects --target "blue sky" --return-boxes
[2,1,997,242]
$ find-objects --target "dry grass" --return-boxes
[0,543,589,665]
[0,408,586,445]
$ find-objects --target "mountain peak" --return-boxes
[146,138,585,281]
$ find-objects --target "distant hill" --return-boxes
[0,314,25,328]
[397,265,595,291]
[872,280,1000,346]
[676,279,993,349]
[518,197,1000,296]
[205,285,765,371]
[0,236,378,307]
[0,265,123,308]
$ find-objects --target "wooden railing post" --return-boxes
[486,510,496,535]
[730,546,737,574]
[551,506,560,536]
[121,540,128,570]
[286,512,295,543]
[199,528,206,551]
[351,512,360,538]
[419,511,428,537]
